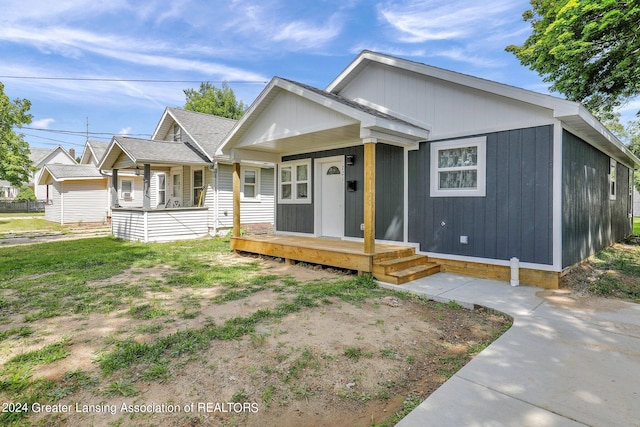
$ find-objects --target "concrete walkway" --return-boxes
[378,273,640,427]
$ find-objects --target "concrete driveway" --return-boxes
[378,273,640,427]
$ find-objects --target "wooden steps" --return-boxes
[372,253,440,285]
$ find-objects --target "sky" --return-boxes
[1,0,638,154]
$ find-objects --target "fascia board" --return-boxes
[151,107,171,140]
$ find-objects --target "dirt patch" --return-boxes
[3,254,509,427]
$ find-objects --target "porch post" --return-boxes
[112,169,118,208]
[364,139,376,254]
[143,164,151,209]
[232,162,241,237]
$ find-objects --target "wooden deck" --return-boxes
[230,235,440,284]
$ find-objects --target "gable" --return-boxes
[336,62,554,140]
[235,90,359,152]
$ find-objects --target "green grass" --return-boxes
[634,217,640,235]
[0,217,65,234]
[585,238,640,302]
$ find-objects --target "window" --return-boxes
[120,179,133,200]
[241,167,260,201]
[193,169,204,206]
[278,160,311,204]
[610,158,617,200]
[430,137,486,197]
[172,173,181,199]
[157,173,166,205]
[173,124,181,142]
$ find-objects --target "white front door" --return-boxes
[317,158,344,238]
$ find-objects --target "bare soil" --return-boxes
[7,255,510,427]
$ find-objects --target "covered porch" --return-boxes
[99,136,213,242]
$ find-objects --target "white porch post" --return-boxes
[232,162,241,237]
[111,169,118,208]
[364,139,376,254]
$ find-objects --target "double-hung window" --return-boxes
[278,160,310,204]
[193,169,204,206]
[120,179,133,200]
[241,167,260,201]
[430,137,486,197]
[157,173,166,205]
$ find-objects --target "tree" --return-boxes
[506,1,640,119]
[14,185,36,202]
[183,82,246,120]
[0,82,33,185]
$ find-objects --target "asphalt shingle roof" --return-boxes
[44,164,104,180]
[167,107,237,156]
[113,136,209,164]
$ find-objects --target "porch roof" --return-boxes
[218,77,431,163]
[99,136,210,170]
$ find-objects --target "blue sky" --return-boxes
[1,0,637,153]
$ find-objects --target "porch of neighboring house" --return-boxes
[230,234,440,285]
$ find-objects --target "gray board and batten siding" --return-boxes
[278,144,404,241]
[562,129,632,268]
[408,125,554,265]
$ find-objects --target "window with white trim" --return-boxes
[278,160,311,204]
[609,158,617,200]
[241,167,260,201]
[157,173,166,205]
[193,169,204,206]
[120,179,133,200]
[430,137,486,197]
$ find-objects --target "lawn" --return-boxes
[634,217,640,235]
[0,217,65,234]
[0,237,510,427]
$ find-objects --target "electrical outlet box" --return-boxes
[360,223,365,231]
[460,235,468,244]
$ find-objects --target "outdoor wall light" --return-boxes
[135,166,140,176]
[347,180,357,192]
[346,155,355,165]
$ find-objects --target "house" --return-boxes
[98,107,274,242]
[29,146,77,201]
[38,163,107,224]
[38,140,135,224]
[218,50,640,288]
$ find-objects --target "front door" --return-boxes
[318,158,344,238]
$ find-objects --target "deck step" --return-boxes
[372,254,440,285]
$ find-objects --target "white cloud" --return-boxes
[118,127,132,135]
[32,118,55,128]
[272,15,343,49]
[378,0,520,43]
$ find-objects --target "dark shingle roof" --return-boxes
[113,136,209,164]
[167,107,237,156]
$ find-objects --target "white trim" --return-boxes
[157,172,167,206]
[403,147,409,244]
[240,166,261,202]
[430,136,487,197]
[314,155,345,237]
[120,179,134,200]
[553,121,564,271]
[342,236,419,248]
[192,167,205,207]
[277,159,311,204]
[609,158,617,201]
[274,230,316,238]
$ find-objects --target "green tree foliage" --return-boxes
[507,1,640,119]
[183,82,246,120]
[14,185,36,202]
[0,82,33,185]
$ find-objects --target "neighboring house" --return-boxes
[38,164,107,224]
[635,187,640,217]
[218,50,640,288]
[0,181,18,199]
[29,146,77,201]
[99,107,274,242]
